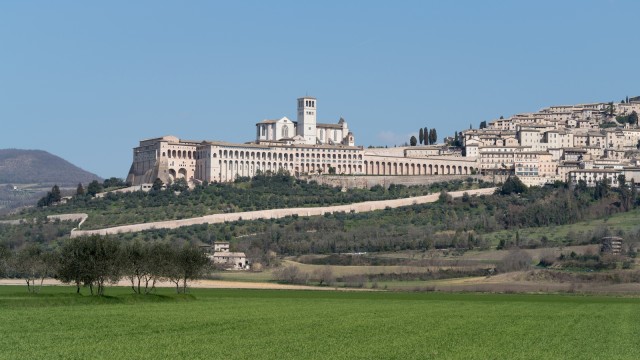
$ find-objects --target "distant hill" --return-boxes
[0,149,102,186]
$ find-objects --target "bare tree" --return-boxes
[311,266,335,286]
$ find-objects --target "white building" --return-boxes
[127,97,478,185]
[209,242,249,270]
[254,97,354,147]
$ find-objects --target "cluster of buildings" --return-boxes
[126,95,640,189]
[127,97,477,186]
[463,97,640,187]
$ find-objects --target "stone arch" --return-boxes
[178,168,187,178]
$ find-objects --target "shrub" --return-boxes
[497,249,532,273]
[272,265,308,285]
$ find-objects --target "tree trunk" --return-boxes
[146,277,157,295]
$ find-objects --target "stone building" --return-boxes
[461,97,640,187]
[127,97,478,185]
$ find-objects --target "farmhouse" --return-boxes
[208,242,249,270]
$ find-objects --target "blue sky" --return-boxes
[1,1,638,178]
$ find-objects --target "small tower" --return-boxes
[297,97,317,144]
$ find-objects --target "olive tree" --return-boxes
[10,244,55,293]
[57,236,122,296]
[165,245,210,294]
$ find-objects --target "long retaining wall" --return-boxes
[306,174,485,189]
[70,187,496,238]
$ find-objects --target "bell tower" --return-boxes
[297,96,317,144]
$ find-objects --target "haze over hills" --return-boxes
[0,149,102,186]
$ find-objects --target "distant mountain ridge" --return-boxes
[0,149,102,186]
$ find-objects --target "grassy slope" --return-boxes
[482,207,640,246]
[1,286,639,359]
[7,177,482,229]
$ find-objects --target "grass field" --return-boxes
[1,286,639,359]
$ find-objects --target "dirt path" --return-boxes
[70,187,496,237]
[0,278,370,291]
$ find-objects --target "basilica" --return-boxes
[126,97,476,185]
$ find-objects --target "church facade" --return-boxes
[126,97,477,185]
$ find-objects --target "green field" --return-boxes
[1,286,639,359]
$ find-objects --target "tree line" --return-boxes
[411,127,437,146]
[37,177,130,208]
[0,236,210,295]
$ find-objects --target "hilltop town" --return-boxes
[127,95,640,189]
[463,96,640,187]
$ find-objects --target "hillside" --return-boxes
[0,149,102,186]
